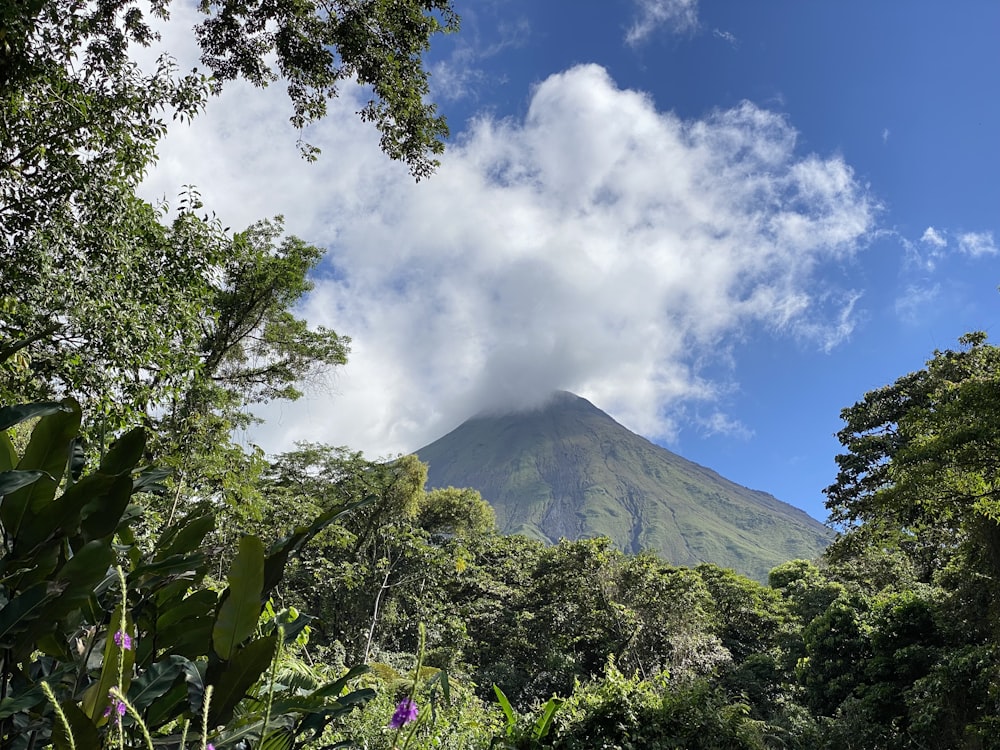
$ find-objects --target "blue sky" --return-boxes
[142,1,1000,523]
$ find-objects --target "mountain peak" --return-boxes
[416,393,829,581]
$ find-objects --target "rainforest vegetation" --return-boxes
[2,1,999,748]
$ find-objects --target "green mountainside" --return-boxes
[415,391,831,581]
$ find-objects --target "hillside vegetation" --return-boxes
[418,391,830,581]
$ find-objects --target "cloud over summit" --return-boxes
[144,63,876,458]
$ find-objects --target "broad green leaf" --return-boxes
[67,436,86,482]
[132,552,209,583]
[183,658,208,714]
[0,402,70,432]
[98,427,145,475]
[0,581,65,646]
[0,689,43,719]
[494,685,516,734]
[260,727,294,750]
[208,633,279,726]
[2,398,80,540]
[531,697,563,741]
[157,589,217,630]
[213,535,265,660]
[78,473,134,542]
[0,432,15,472]
[145,681,188,729]
[16,472,117,552]
[0,470,46,496]
[81,608,136,721]
[154,514,215,560]
[51,540,115,611]
[142,658,206,728]
[132,465,171,494]
[128,655,194,711]
[310,664,370,699]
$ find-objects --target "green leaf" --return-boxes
[52,700,100,750]
[15,471,119,551]
[0,402,70,432]
[154,514,215,559]
[296,689,376,739]
[0,581,65,646]
[0,689,43,719]
[260,726,294,750]
[98,427,145,475]
[67,436,86,482]
[81,607,136,721]
[531,697,563,741]
[133,466,171,494]
[208,634,279,726]
[132,552,209,583]
[493,685,516,735]
[427,668,451,704]
[157,590,218,629]
[128,655,195,711]
[0,469,47,496]
[78,473,134,542]
[262,498,371,598]
[145,681,188,729]
[213,535,265,660]
[2,398,81,541]
[0,432,15,472]
[310,664,370,700]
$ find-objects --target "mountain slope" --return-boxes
[415,391,830,581]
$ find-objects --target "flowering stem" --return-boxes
[391,623,426,749]
[201,684,214,750]
[109,688,154,750]
[40,681,74,750]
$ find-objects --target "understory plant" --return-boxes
[0,398,374,748]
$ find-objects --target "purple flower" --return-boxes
[103,699,127,724]
[113,630,132,650]
[389,698,418,729]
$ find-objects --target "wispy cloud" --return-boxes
[881,127,890,144]
[921,226,947,248]
[895,284,941,325]
[698,412,753,439]
[142,62,875,456]
[626,0,699,46]
[713,29,738,47]
[957,230,997,257]
[430,17,531,102]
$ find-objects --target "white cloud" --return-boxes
[141,61,875,458]
[881,127,890,144]
[626,0,699,46]
[698,412,753,439]
[713,29,738,47]
[921,226,947,248]
[957,230,997,257]
[895,284,941,324]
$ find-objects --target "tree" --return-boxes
[417,487,496,539]
[2,0,456,175]
[819,333,1000,747]
[825,333,1000,618]
[2,0,459,450]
